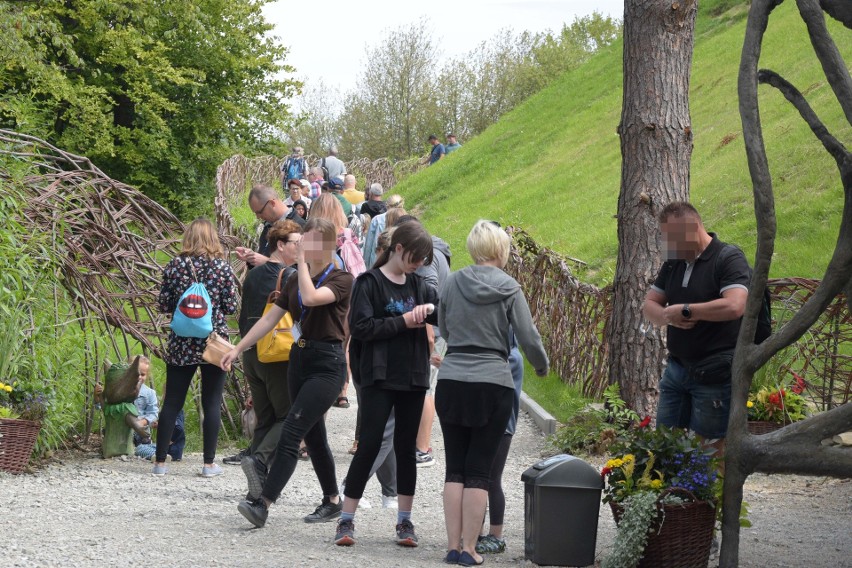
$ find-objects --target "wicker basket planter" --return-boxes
[747,420,788,435]
[609,488,716,568]
[0,418,41,474]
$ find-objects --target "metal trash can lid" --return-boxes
[521,454,604,489]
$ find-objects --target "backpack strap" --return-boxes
[184,256,200,283]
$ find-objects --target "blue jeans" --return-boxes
[261,342,346,503]
[656,357,731,439]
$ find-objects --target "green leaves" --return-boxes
[0,0,299,218]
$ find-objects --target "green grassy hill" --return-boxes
[399,0,851,284]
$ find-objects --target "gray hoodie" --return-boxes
[438,265,549,389]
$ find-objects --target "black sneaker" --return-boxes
[223,448,249,465]
[241,455,266,500]
[304,497,342,523]
[395,518,419,547]
[237,498,268,528]
[334,518,356,546]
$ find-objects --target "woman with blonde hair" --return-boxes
[155,217,237,477]
[436,220,549,565]
[309,193,348,232]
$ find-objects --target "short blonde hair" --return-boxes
[180,217,224,259]
[466,220,510,267]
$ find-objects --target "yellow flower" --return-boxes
[605,458,624,469]
[747,400,754,408]
[623,454,635,464]
[3,385,11,393]
[650,479,663,489]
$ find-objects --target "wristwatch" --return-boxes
[681,304,692,319]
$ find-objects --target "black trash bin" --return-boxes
[522,454,603,567]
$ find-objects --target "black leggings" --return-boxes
[343,386,425,499]
[487,433,513,526]
[262,342,346,503]
[156,363,225,463]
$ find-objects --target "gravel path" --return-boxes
[2,401,850,567]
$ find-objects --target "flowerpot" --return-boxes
[747,420,786,435]
[0,418,41,474]
[610,488,716,568]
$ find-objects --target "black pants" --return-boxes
[486,433,513,526]
[262,342,346,503]
[343,385,425,499]
[156,363,225,464]
[243,348,290,470]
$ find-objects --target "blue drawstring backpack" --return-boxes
[171,258,213,338]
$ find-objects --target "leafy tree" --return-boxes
[0,0,299,217]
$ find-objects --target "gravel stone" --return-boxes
[2,401,850,567]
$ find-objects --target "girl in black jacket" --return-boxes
[335,221,438,548]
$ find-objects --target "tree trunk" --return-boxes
[611,0,697,416]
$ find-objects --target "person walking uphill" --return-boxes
[155,218,238,478]
[334,221,439,548]
[220,218,353,528]
[436,220,548,566]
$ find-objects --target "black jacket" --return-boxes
[348,269,438,389]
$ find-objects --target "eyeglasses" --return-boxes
[253,199,272,216]
[286,238,301,244]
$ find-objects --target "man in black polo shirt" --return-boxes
[643,202,750,446]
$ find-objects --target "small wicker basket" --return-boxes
[747,420,787,435]
[610,487,716,568]
[0,418,41,474]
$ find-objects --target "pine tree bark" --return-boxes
[610,0,698,416]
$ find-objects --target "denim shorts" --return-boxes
[656,357,731,439]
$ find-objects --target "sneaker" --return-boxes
[415,449,435,468]
[334,518,356,546]
[476,534,506,554]
[381,495,398,509]
[199,464,224,478]
[151,464,167,477]
[304,498,342,523]
[395,519,419,547]
[237,498,268,528]
[241,455,265,500]
[339,483,372,509]
[223,448,249,465]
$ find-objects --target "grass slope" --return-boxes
[398,0,851,284]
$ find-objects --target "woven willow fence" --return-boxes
[0,130,247,438]
[506,227,851,409]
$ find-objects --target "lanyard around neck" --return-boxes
[298,263,335,322]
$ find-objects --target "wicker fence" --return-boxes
[506,227,851,409]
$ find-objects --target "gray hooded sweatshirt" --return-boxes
[438,265,549,389]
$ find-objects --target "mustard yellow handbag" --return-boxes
[256,268,295,363]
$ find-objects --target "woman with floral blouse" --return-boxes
[155,217,238,478]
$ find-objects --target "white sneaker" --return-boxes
[381,495,398,509]
[339,483,372,509]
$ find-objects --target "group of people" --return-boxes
[147,160,548,565]
[147,150,743,566]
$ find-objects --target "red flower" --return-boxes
[601,466,612,478]
[639,416,652,428]
[768,392,782,406]
[791,372,807,394]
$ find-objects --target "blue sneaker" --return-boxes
[151,464,167,477]
[200,463,224,478]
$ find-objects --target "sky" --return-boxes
[262,0,624,92]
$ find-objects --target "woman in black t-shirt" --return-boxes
[334,221,438,548]
[221,218,353,528]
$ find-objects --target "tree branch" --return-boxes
[796,0,852,124]
[758,69,849,166]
